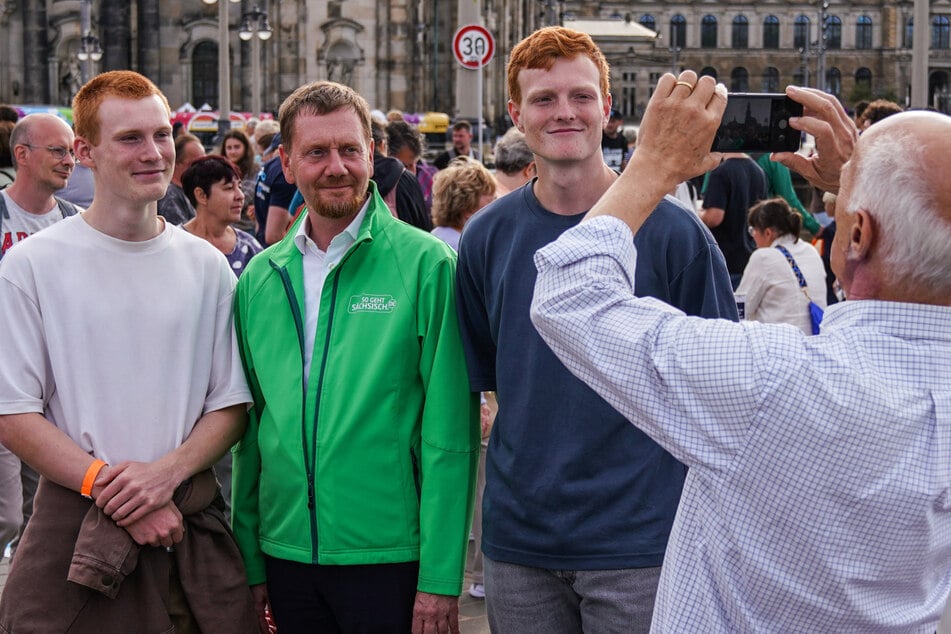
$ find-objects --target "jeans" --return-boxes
[485,557,660,634]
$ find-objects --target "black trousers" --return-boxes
[265,556,420,633]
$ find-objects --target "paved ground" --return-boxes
[0,547,489,632]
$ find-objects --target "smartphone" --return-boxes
[711,93,803,153]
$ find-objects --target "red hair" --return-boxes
[73,70,170,145]
[507,27,611,105]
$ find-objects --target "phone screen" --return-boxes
[711,94,803,153]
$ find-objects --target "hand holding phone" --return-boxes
[711,93,803,153]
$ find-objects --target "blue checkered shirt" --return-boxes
[531,216,951,633]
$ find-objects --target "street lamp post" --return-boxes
[816,0,829,93]
[239,4,272,119]
[76,0,102,84]
[203,0,241,142]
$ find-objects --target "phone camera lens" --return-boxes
[779,120,788,130]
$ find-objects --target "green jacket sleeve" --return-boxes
[415,254,481,596]
[757,154,821,235]
[230,276,267,586]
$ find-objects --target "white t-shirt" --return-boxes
[735,234,827,335]
[0,190,71,259]
[0,214,251,464]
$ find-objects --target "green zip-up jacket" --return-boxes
[232,185,480,596]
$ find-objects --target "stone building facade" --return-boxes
[0,1,948,126]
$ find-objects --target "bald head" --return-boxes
[862,111,951,220]
[836,110,951,303]
[10,114,74,169]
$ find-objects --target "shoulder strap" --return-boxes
[775,245,809,290]
[0,190,7,235]
[54,196,81,218]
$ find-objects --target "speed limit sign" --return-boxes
[453,24,495,69]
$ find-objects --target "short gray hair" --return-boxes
[845,129,951,296]
[493,127,534,175]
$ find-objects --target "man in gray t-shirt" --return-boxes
[0,112,81,560]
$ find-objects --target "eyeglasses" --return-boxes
[21,144,75,161]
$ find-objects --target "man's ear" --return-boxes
[278,144,296,185]
[508,100,523,133]
[849,209,875,260]
[74,137,94,168]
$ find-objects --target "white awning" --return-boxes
[563,18,658,41]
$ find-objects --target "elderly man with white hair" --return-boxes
[530,71,951,632]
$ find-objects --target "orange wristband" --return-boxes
[80,459,107,499]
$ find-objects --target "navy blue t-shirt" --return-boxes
[456,181,737,570]
[253,156,297,246]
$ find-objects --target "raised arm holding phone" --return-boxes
[530,71,951,631]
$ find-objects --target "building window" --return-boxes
[905,18,914,49]
[192,41,218,109]
[701,15,718,49]
[762,67,780,92]
[640,14,656,33]
[825,15,842,50]
[620,71,637,119]
[700,67,718,81]
[933,16,950,49]
[794,15,811,50]
[826,67,842,97]
[856,16,873,50]
[731,67,749,92]
[793,68,806,87]
[670,15,686,49]
[855,67,872,94]
[732,15,749,49]
[763,15,780,49]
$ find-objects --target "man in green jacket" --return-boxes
[232,80,480,634]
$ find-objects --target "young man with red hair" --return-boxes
[0,70,256,632]
[455,26,736,632]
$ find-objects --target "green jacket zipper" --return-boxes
[270,260,319,558]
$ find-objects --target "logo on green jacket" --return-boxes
[349,294,397,313]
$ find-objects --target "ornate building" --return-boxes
[0,1,948,126]
[582,0,951,119]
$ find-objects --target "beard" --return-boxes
[312,193,365,219]
[309,178,368,219]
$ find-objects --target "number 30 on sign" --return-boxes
[453,24,495,69]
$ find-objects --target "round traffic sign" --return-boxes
[453,24,495,69]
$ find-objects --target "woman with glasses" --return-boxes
[735,197,827,334]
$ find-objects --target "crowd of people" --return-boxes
[0,22,948,634]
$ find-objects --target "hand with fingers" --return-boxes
[772,85,859,195]
[94,460,182,527]
[411,592,459,634]
[586,70,728,232]
[122,501,185,547]
[632,70,728,190]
